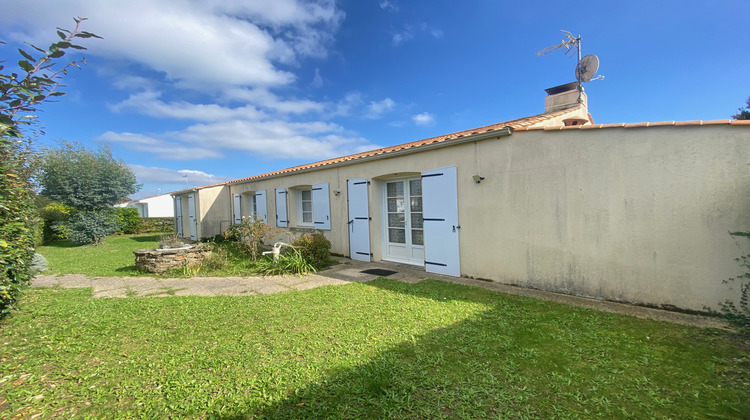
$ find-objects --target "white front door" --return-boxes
[347,179,371,262]
[422,166,460,277]
[382,177,424,266]
[175,196,183,237]
[187,193,197,240]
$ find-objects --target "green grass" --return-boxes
[37,235,265,277]
[2,279,748,418]
[38,234,161,276]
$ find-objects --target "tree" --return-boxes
[39,141,141,210]
[0,18,99,316]
[732,97,750,120]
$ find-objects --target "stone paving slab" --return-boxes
[31,258,730,329]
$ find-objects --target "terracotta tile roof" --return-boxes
[227,106,585,184]
[513,119,750,131]
[178,110,748,194]
[171,181,230,196]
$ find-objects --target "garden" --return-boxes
[2,274,749,418]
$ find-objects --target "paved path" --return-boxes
[33,258,729,330]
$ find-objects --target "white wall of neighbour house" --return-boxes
[131,194,174,217]
[222,125,749,311]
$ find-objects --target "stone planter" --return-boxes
[134,244,211,273]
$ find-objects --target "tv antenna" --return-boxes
[537,31,603,103]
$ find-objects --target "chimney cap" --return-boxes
[545,82,578,96]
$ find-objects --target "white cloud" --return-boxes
[365,98,396,119]
[393,23,443,46]
[412,112,435,126]
[225,88,325,114]
[0,0,342,90]
[97,131,224,160]
[129,164,231,186]
[332,92,364,117]
[392,31,414,46]
[100,117,381,161]
[177,119,379,159]
[379,1,399,12]
[311,68,323,88]
[109,90,267,121]
[111,75,156,91]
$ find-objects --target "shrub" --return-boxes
[140,217,175,233]
[223,217,279,261]
[0,154,36,317]
[67,210,122,245]
[39,201,73,243]
[114,207,141,234]
[292,232,333,270]
[253,249,316,276]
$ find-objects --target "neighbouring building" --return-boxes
[171,84,750,312]
[115,192,175,218]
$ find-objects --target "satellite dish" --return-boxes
[576,54,599,82]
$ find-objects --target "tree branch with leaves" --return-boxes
[0,17,101,138]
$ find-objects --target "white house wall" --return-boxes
[219,124,750,311]
[136,194,174,217]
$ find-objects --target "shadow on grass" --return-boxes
[125,234,162,243]
[114,266,145,275]
[210,279,747,419]
[42,240,83,248]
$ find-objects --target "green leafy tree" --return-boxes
[67,209,122,245]
[0,18,99,316]
[732,97,750,120]
[39,141,141,210]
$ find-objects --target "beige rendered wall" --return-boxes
[224,125,749,311]
[197,185,230,238]
[461,125,750,311]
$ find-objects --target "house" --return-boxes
[171,84,750,312]
[115,192,175,218]
[171,183,230,241]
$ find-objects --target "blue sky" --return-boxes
[2,0,748,198]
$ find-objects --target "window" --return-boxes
[298,189,313,226]
[288,183,330,229]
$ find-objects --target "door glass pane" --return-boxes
[387,182,404,197]
[388,213,405,228]
[409,179,422,196]
[388,197,405,212]
[389,228,405,243]
[410,196,422,212]
[410,213,423,228]
[412,229,424,245]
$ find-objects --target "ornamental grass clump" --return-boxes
[254,249,316,276]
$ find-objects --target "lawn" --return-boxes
[1,279,748,418]
[38,234,261,277]
[38,234,162,276]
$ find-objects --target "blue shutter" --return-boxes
[312,183,331,230]
[275,188,288,228]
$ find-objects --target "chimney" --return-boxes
[544,82,587,114]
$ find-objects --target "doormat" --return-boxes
[360,269,398,277]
